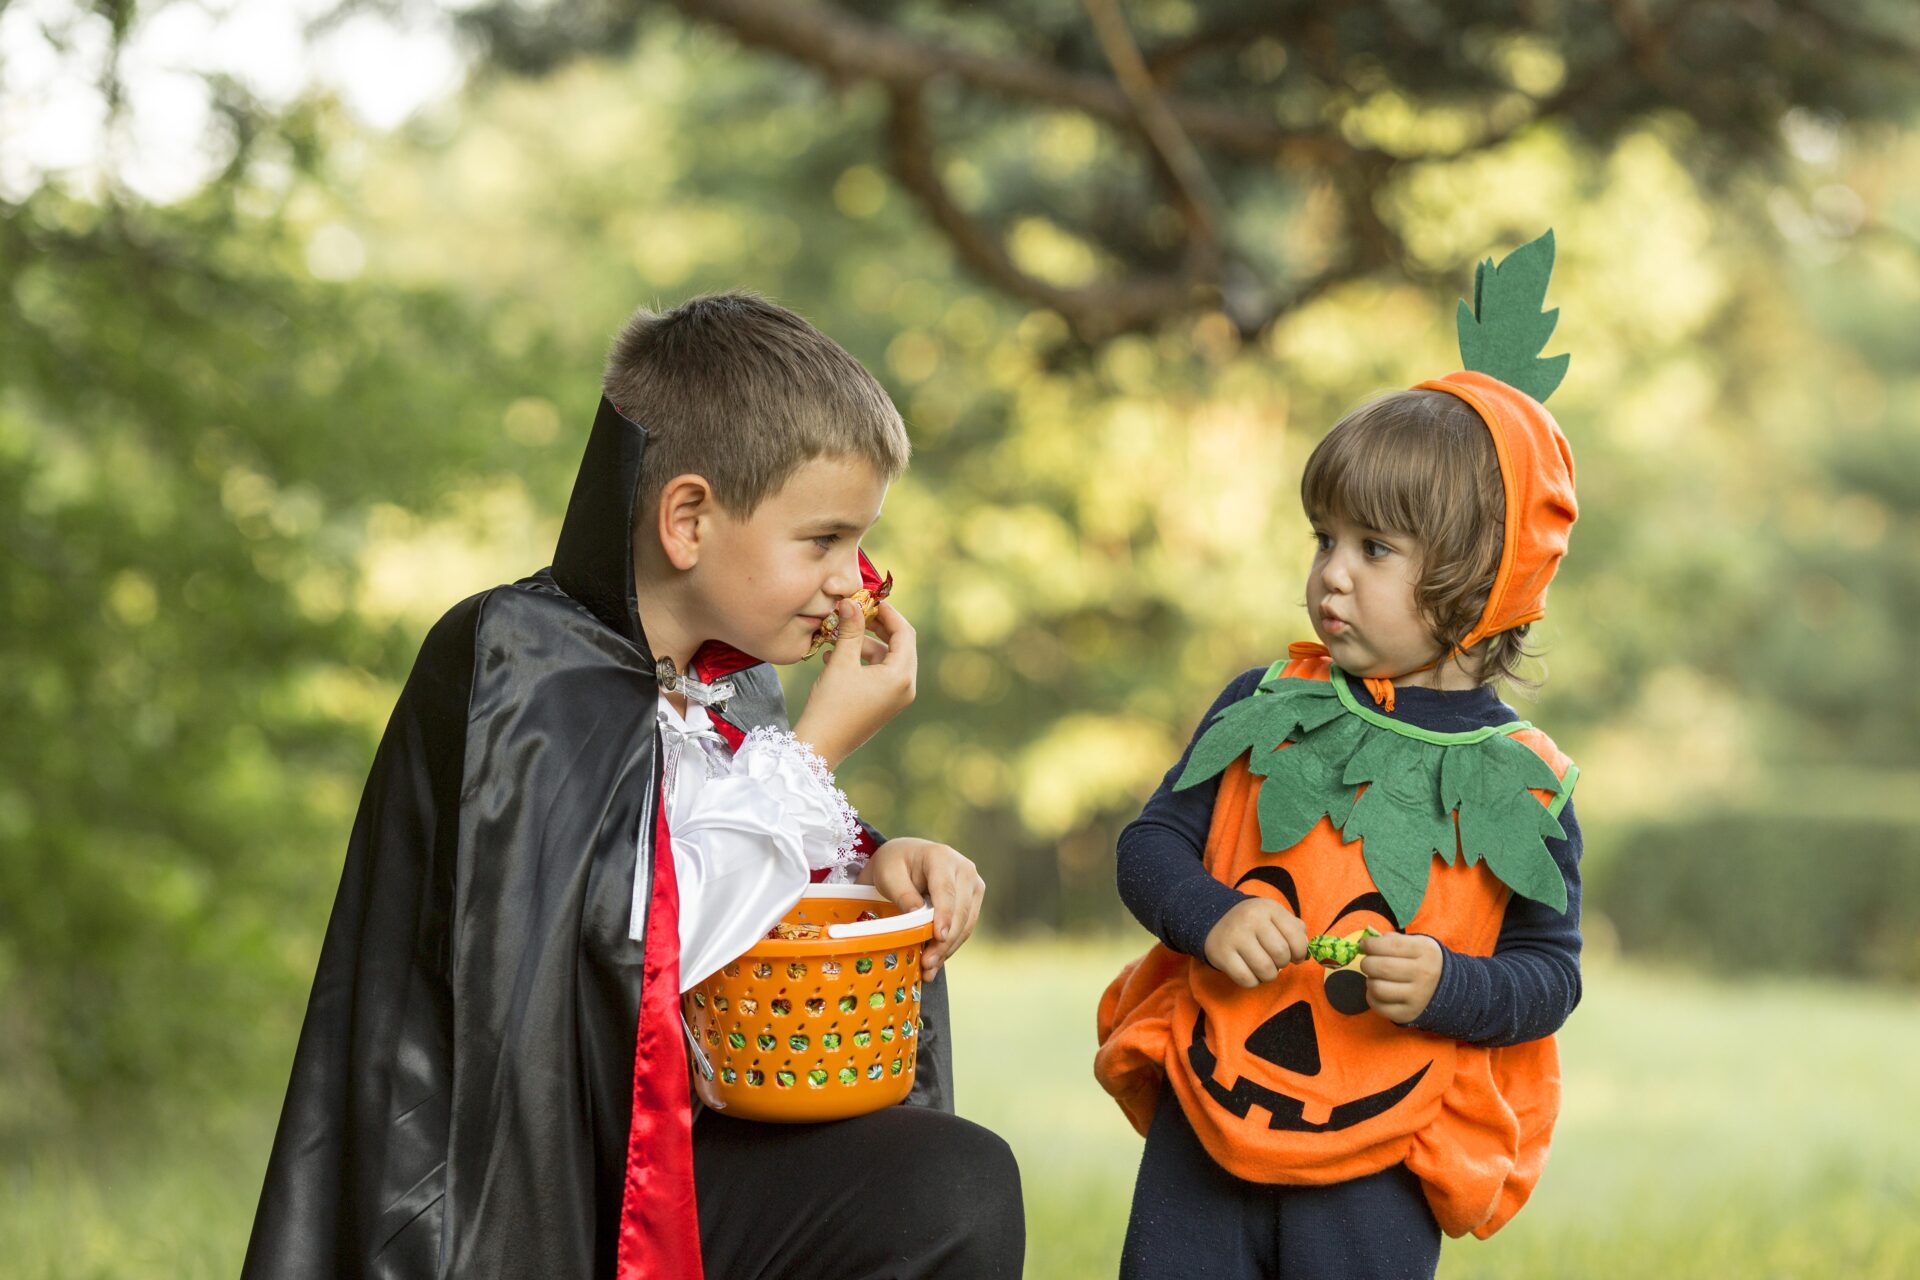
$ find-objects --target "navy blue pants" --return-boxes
[1120,1100,1441,1280]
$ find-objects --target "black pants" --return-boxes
[1120,1100,1440,1280]
[694,1104,1025,1279]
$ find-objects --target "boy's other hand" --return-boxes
[858,837,983,981]
[794,600,917,770]
[1203,897,1309,988]
[1358,931,1443,1023]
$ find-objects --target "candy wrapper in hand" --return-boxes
[806,549,893,659]
[1307,926,1380,969]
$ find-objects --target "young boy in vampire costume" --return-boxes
[242,294,1023,1278]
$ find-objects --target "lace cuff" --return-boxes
[731,726,866,882]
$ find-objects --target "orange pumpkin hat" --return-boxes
[1344,231,1579,711]
[1418,369,1578,652]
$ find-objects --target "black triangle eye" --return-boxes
[1324,969,1369,1016]
[1245,1000,1320,1076]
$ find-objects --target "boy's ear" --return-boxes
[655,473,716,571]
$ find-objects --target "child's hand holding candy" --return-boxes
[1357,931,1444,1023]
[793,598,917,769]
[1203,897,1310,989]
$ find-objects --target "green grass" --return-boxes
[6,939,1919,1278]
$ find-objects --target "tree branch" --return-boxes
[1144,15,1290,86]
[1080,0,1222,266]
[671,0,1352,166]
[883,87,1209,342]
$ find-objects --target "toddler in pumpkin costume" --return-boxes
[1096,232,1583,1279]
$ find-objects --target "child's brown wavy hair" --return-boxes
[1300,389,1542,695]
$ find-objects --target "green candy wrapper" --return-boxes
[1307,926,1381,969]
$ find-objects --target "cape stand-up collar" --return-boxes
[551,396,766,680]
[552,396,655,657]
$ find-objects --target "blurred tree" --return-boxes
[1592,208,1920,974]
[0,81,564,1129]
[5,0,1920,1135]
[311,19,1920,958]
[451,0,1920,340]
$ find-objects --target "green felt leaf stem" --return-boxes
[1456,229,1570,403]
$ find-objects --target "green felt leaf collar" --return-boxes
[1175,664,1572,925]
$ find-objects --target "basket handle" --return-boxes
[681,1012,717,1084]
[825,904,937,941]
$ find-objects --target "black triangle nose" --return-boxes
[1245,999,1320,1076]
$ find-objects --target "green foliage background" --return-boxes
[4,4,1919,1269]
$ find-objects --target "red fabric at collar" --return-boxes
[689,641,760,683]
[614,771,704,1280]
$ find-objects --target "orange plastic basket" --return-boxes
[681,885,933,1123]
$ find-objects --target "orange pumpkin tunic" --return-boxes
[1095,654,1574,1239]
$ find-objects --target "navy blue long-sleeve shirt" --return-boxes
[1116,666,1583,1047]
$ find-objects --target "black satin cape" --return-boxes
[242,396,952,1279]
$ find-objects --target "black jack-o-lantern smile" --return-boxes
[1186,866,1433,1132]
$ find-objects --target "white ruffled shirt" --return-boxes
[633,694,867,991]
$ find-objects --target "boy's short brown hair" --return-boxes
[1300,389,1539,693]
[604,292,910,518]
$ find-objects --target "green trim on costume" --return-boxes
[1546,760,1579,819]
[1176,669,1571,924]
[1326,662,1533,745]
